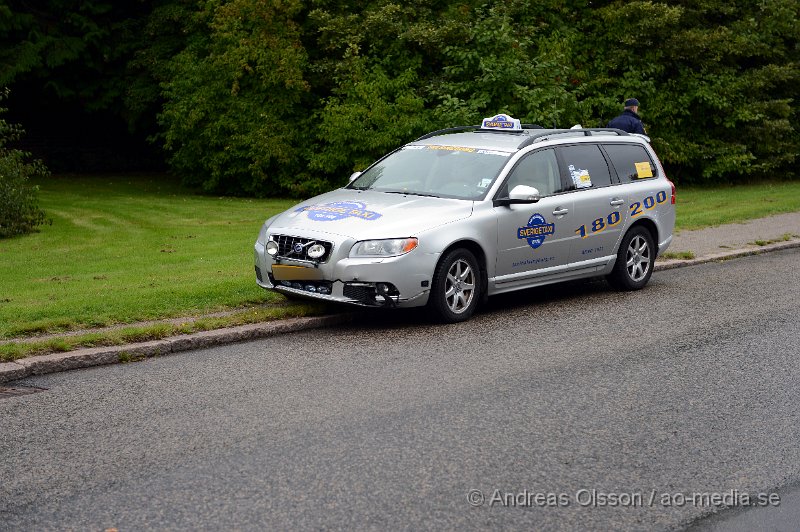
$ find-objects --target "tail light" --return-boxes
[667,179,676,204]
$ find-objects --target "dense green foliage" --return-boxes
[2,1,798,196]
[576,0,800,183]
[0,90,48,238]
[0,1,150,117]
[158,0,313,195]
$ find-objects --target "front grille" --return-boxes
[272,235,334,263]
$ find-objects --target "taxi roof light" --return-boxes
[481,113,522,132]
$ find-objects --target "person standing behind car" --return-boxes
[607,98,646,134]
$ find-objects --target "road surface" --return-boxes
[1,249,798,530]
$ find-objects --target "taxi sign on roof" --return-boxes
[481,113,522,132]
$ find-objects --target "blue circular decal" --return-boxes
[517,213,556,250]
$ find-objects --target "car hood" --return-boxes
[268,189,474,239]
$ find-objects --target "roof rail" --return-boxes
[413,123,545,142]
[414,125,480,142]
[517,128,629,149]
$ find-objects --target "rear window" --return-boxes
[603,144,658,183]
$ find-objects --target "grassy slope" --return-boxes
[1,176,798,342]
[0,175,297,338]
[675,181,800,231]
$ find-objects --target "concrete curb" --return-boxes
[0,313,356,384]
[1,241,797,385]
[655,239,800,271]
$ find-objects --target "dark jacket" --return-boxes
[607,109,646,134]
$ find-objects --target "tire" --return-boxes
[607,226,655,291]
[428,248,481,323]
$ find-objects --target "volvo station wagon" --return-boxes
[254,114,676,322]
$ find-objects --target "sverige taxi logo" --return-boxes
[517,213,555,249]
[481,113,522,131]
[296,201,382,222]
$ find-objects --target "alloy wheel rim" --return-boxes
[625,235,651,282]
[445,259,475,314]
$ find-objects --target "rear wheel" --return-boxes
[607,226,655,290]
[428,248,481,323]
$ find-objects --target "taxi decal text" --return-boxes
[576,191,668,238]
[297,201,382,222]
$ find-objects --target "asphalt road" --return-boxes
[2,249,799,531]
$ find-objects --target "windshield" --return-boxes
[348,145,512,200]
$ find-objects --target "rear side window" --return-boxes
[603,143,658,182]
[558,144,613,189]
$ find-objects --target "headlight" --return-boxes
[349,238,418,258]
[307,244,326,259]
[266,240,279,256]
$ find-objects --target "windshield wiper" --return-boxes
[382,190,439,198]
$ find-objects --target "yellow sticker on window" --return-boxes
[635,162,653,179]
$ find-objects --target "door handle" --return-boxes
[552,208,569,216]
[610,198,625,206]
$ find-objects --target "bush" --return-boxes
[0,89,49,238]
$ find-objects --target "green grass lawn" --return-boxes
[1,175,798,343]
[0,175,300,339]
[675,181,800,230]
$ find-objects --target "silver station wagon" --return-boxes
[254,114,676,322]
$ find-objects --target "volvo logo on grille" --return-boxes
[293,243,304,254]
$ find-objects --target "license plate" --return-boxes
[271,264,324,281]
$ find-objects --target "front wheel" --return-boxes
[427,248,481,323]
[607,226,655,290]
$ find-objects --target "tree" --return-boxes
[573,0,800,182]
[306,0,582,188]
[0,0,161,115]
[2,0,797,193]
[156,0,312,196]
[0,1,162,171]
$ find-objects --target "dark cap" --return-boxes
[624,98,640,107]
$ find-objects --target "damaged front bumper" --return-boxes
[254,239,437,308]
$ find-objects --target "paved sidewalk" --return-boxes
[1,212,799,384]
[669,211,800,258]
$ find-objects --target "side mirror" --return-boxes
[509,185,541,203]
[494,185,541,207]
[349,171,362,183]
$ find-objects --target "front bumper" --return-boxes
[254,238,438,308]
